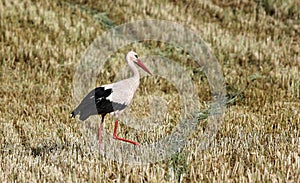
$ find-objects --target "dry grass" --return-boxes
[1,0,300,182]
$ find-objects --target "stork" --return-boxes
[71,51,151,147]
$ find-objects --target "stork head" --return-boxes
[126,51,152,75]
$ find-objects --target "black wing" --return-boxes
[71,87,127,121]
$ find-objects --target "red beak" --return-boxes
[135,59,152,75]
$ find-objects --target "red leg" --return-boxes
[113,119,140,146]
[98,122,103,150]
[98,115,106,150]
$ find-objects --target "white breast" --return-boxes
[104,77,140,106]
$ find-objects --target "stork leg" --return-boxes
[98,114,105,150]
[113,119,140,146]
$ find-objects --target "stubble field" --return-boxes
[0,0,299,182]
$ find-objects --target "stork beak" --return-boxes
[135,59,152,75]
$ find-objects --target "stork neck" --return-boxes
[128,61,140,80]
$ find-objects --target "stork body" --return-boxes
[71,51,151,146]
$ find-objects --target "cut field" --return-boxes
[0,0,299,182]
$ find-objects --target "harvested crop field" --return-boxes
[0,0,299,182]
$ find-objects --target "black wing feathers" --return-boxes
[71,86,127,121]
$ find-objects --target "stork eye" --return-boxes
[134,54,138,59]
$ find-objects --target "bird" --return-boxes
[71,51,152,147]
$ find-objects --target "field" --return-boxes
[1,0,300,182]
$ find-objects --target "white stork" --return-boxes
[71,51,151,146]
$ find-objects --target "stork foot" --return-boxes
[113,119,140,146]
[113,135,140,146]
